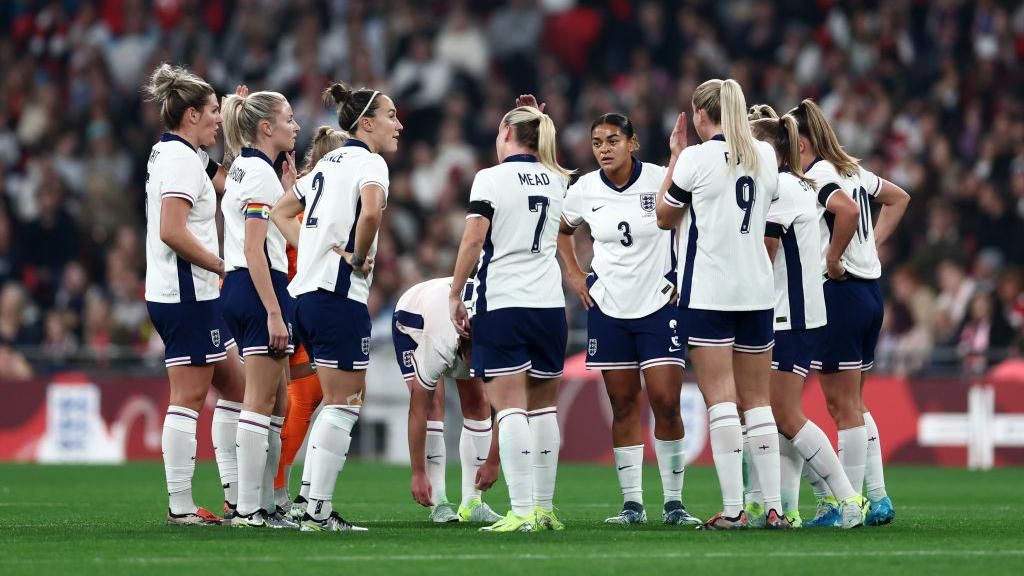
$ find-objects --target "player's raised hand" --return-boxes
[516,94,546,113]
[280,151,297,191]
[411,471,433,507]
[669,112,688,157]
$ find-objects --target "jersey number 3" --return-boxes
[735,176,756,234]
[305,171,325,228]
[528,196,549,253]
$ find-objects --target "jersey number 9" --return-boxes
[735,176,756,234]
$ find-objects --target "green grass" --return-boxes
[1,463,1022,575]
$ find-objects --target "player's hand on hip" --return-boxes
[567,270,594,309]
[267,311,289,357]
[411,471,433,507]
[450,295,470,338]
[336,249,373,276]
[826,258,848,281]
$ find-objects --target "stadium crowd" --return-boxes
[0,0,1022,378]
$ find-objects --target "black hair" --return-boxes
[324,82,383,132]
[591,113,636,139]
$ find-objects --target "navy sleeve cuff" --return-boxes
[817,183,841,207]
[667,183,692,205]
[765,222,784,238]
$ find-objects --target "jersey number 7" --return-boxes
[528,196,549,253]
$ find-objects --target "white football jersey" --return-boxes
[467,154,567,312]
[221,148,289,274]
[562,161,676,319]
[144,133,220,303]
[394,277,477,388]
[766,171,827,330]
[665,136,778,311]
[288,140,389,303]
[808,159,883,280]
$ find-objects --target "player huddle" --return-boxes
[144,63,908,533]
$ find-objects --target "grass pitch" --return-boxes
[1,462,1022,575]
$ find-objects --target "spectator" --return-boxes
[958,291,1015,376]
[934,259,977,343]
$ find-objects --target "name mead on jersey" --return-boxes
[518,172,551,186]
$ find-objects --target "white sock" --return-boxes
[163,406,199,515]
[779,435,803,514]
[496,408,533,517]
[742,426,762,507]
[261,416,284,512]
[275,486,290,508]
[838,425,868,495]
[863,412,888,500]
[708,402,744,516]
[528,408,560,512]
[235,411,270,516]
[212,400,241,506]
[793,420,857,501]
[745,406,781,513]
[307,405,359,520]
[802,461,833,500]
[426,420,447,505]
[460,418,491,507]
[299,442,313,500]
[654,438,685,505]
[613,444,644,505]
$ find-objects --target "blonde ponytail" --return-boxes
[301,126,347,175]
[788,99,859,178]
[502,106,574,179]
[693,79,759,174]
[748,104,778,121]
[221,91,288,156]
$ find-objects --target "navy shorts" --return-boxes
[772,327,823,378]
[679,307,774,353]
[586,303,685,370]
[147,298,234,367]
[221,268,295,357]
[812,278,883,373]
[471,307,567,380]
[391,310,421,382]
[294,289,371,371]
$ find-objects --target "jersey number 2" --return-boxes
[305,172,325,228]
[528,196,549,253]
[735,176,756,234]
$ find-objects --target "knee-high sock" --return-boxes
[212,400,241,506]
[779,435,803,514]
[742,426,761,507]
[163,406,199,515]
[235,411,270,516]
[614,445,644,505]
[528,408,559,512]
[803,461,833,500]
[460,418,492,507]
[654,438,685,505]
[863,412,888,500]
[793,420,857,502]
[838,425,868,495]
[745,407,781,513]
[261,416,284,513]
[496,409,533,517]
[708,402,744,516]
[307,405,359,520]
[275,372,322,492]
[426,420,447,505]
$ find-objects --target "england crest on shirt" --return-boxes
[640,193,656,213]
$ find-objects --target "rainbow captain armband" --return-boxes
[245,202,272,220]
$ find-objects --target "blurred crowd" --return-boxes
[1,0,1022,379]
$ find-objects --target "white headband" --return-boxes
[348,90,380,131]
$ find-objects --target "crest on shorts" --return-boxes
[588,338,598,356]
[210,329,221,348]
[361,337,370,356]
[640,193,656,213]
[402,350,414,368]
